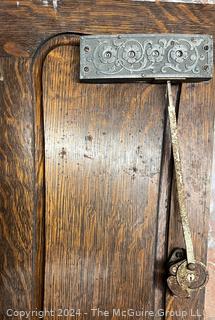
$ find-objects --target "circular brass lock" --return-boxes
[167,249,209,297]
[176,261,209,291]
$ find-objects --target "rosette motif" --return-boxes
[170,45,188,63]
[146,44,164,63]
[99,45,117,64]
[122,43,142,64]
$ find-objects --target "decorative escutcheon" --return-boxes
[80,34,213,81]
[167,249,209,298]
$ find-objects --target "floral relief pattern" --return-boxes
[122,43,142,64]
[170,44,188,63]
[99,46,117,64]
[82,36,212,78]
[146,44,165,63]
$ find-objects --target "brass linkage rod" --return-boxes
[167,81,195,270]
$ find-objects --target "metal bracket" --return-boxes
[80,34,213,82]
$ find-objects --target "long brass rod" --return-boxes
[167,81,195,268]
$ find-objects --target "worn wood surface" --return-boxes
[31,34,79,314]
[42,45,167,318]
[166,77,215,319]
[0,0,215,57]
[0,58,34,317]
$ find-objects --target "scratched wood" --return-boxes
[166,76,215,319]
[0,58,34,318]
[0,0,215,57]
[42,45,167,319]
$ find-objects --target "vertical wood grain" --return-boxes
[42,45,167,319]
[0,58,34,317]
[31,34,79,313]
[166,77,215,319]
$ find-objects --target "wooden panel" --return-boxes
[42,45,167,318]
[31,35,80,312]
[0,58,34,317]
[166,77,215,318]
[0,0,215,57]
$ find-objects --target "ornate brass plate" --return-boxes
[80,34,213,81]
